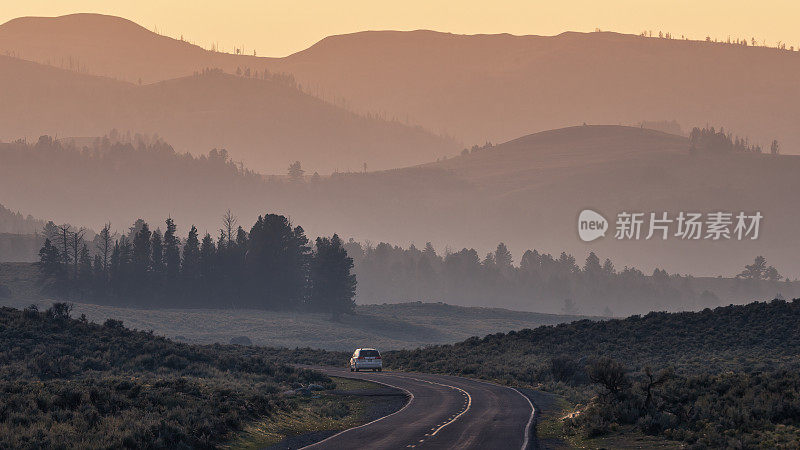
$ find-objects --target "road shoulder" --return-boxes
[226,376,408,450]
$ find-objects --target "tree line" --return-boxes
[689,125,779,155]
[0,203,45,235]
[636,29,800,52]
[344,240,793,316]
[37,213,356,317]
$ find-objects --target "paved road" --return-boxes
[303,367,534,449]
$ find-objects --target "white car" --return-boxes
[350,348,383,372]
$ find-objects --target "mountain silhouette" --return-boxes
[3,14,798,153]
[3,124,798,279]
[0,54,456,173]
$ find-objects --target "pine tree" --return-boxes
[288,161,304,181]
[584,252,602,275]
[602,258,616,275]
[246,215,310,309]
[494,242,513,269]
[151,229,164,292]
[520,250,541,272]
[95,223,113,275]
[92,254,106,297]
[69,229,86,285]
[739,256,767,280]
[423,242,437,259]
[37,238,65,294]
[215,227,236,304]
[181,225,201,301]
[232,226,249,303]
[236,226,248,249]
[111,237,133,300]
[132,222,152,298]
[310,234,357,319]
[119,237,133,296]
[55,224,72,269]
[78,244,92,296]
[163,218,181,294]
[199,232,216,303]
[109,241,122,298]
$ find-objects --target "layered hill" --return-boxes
[267,30,800,152]
[0,13,269,83]
[295,125,800,279]
[0,54,456,173]
[3,14,800,152]
[3,124,798,283]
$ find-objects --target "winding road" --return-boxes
[302,367,535,449]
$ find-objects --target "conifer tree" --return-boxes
[181,225,201,300]
[199,232,216,303]
[132,222,152,298]
[92,254,106,296]
[163,218,181,293]
[494,242,513,269]
[246,215,310,309]
[310,234,357,319]
[37,238,65,293]
[78,243,92,293]
[151,229,164,291]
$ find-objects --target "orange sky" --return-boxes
[2,0,800,56]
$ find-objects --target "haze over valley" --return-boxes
[0,53,454,174]
[2,125,797,282]
[2,7,800,449]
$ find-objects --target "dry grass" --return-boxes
[225,377,379,449]
[0,263,586,350]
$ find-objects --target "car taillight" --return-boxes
[358,356,365,359]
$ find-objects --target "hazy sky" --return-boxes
[2,1,800,56]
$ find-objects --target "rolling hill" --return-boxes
[0,302,367,448]
[3,14,800,153]
[0,13,269,84]
[265,30,800,152]
[385,299,800,447]
[291,125,800,281]
[3,124,798,289]
[0,54,456,173]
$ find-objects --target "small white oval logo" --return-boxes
[578,209,608,242]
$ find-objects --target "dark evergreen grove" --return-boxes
[688,125,778,155]
[37,213,356,315]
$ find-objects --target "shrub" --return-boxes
[0,304,331,448]
[230,336,253,346]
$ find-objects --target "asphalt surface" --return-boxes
[302,367,535,449]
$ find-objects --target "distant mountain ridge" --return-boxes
[0,14,258,83]
[0,54,457,173]
[2,13,797,153]
[273,28,800,150]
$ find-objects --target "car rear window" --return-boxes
[360,350,380,357]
